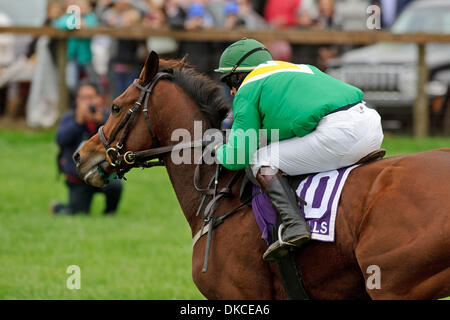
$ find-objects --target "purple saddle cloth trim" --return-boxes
[252,185,277,244]
[251,165,359,244]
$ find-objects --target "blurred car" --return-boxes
[326,0,450,133]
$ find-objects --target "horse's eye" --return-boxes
[112,105,120,114]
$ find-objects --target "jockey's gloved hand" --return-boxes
[203,129,224,158]
[210,139,224,158]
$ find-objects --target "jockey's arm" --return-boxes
[216,95,261,170]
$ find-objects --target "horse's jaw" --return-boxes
[77,156,110,188]
[82,165,106,188]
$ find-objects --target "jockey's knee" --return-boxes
[250,162,279,181]
[251,145,279,177]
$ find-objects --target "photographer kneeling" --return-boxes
[51,81,123,215]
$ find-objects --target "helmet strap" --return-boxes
[229,72,248,89]
[231,47,269,73]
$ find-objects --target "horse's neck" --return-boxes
[163,158,216,235]
[153,85,218,235]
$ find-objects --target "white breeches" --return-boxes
[251,102,384,177]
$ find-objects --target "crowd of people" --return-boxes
[1,0,419,123]
[44,0,379,99]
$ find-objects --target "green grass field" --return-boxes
[0,129,449,299]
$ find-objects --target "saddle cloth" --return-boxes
[251,164,360,243]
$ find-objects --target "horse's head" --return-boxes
[75,51,163,187]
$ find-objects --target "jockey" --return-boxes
[214,38,384,262]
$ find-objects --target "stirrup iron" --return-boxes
[278,224,298,248]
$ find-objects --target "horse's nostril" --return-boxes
[73,152,81,165]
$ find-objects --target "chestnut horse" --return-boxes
[75,52,450,299]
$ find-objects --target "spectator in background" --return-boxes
[316,0,340,70]
[316,0,337,29]
[52,81,123,215]
[95,0,114,17]
[165,0,186,29]
[292,6,318,66]
[144,0,179,58]
[297,9,314,29]
[224,0,268,30]
[143,0,167,28]
[206,0,226,28]
[47,2,65,28]
[224,1,243,29]
[101,0,144,98]
[266,40,292,62]
[53,0,100,95]
[315,0,339,70]
[250,0,266,17]
[264,0,300,28]
[27,1,63,70]
[296,0,339,30]
[24,1,64,127]
[184,2,214,30]
[297,0,318,26]
[263,0,300,62]
[101,0,135,23]
[180,1,215,75]
[236,0,268,30]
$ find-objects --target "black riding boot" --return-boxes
[256,167,311,262]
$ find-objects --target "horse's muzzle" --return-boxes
[73,140,86,168]
[73,141,110,187]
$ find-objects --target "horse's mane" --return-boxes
[159,58,230,129]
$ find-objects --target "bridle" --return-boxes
[98,72,207,178]
[97,70,249,273]
[98,72,169,178]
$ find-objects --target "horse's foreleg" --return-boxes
[191,212,276,299]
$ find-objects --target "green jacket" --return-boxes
[216,61,363,171]
[53,12,98,65]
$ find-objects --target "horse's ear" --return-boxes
[139,51,159,86]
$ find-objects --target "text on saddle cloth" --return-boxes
[252,164,360,244]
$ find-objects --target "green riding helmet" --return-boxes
[215,38,273,74]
